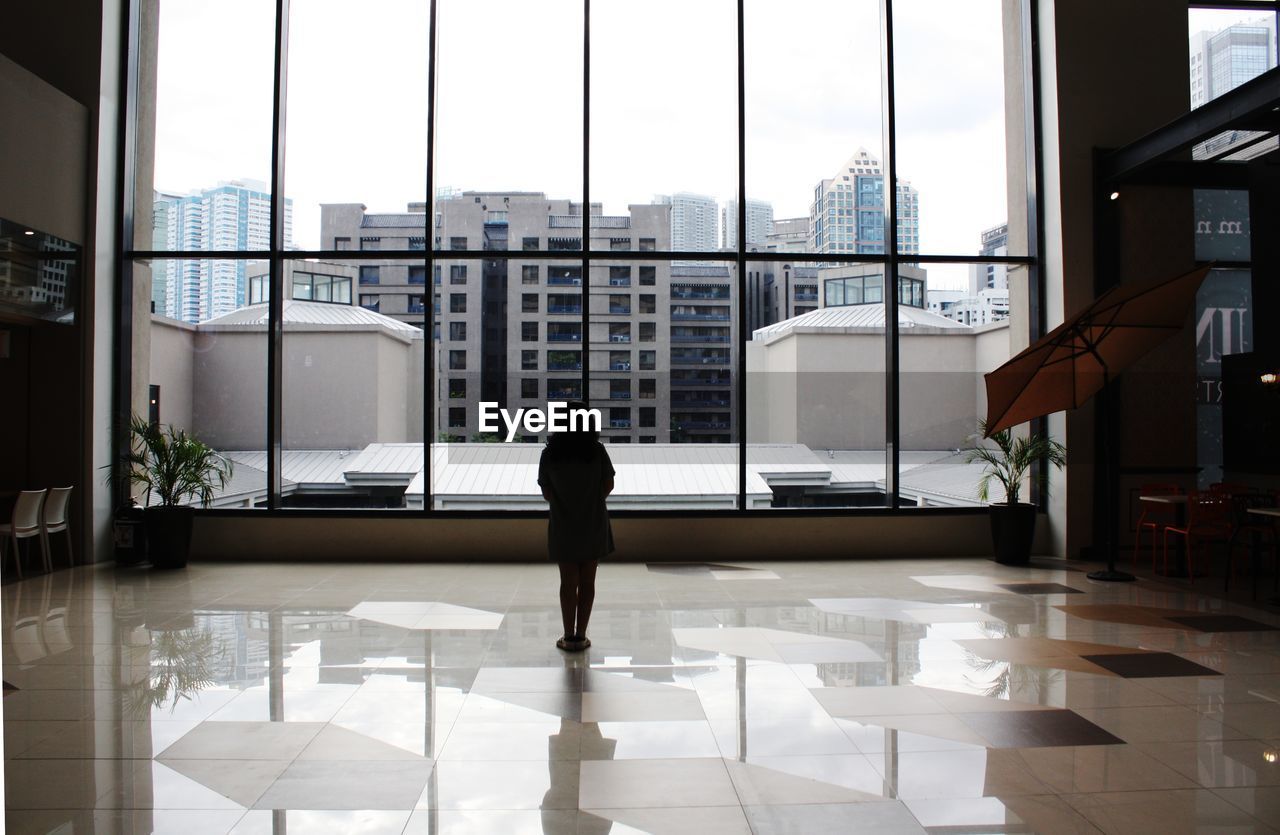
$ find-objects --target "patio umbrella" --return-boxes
[982,264,1212,579]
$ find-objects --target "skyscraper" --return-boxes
[721,198,774,249]
[1189,16,1278,157]
[153,180,293,322]
[658,192,719,252]
[809,149,919,256]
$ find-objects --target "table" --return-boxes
[1139,494,1189,577]
[1244,507,1280,603]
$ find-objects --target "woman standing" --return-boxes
[537,401,615,651]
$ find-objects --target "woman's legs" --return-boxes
[575,561,598,639]
[557,562,580,639]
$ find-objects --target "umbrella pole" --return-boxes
[1088,369,1136,582]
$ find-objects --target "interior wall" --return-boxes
[1043,0,1191,558]
[190,512,1046,562]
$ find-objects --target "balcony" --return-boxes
[677,420,731,430]
[671,288,729,300]
[609,392,631,400]
[671,377,730,386]
[548,276,582,286]
[671,334,730,343]
[547,305,582,314]
[548,362,582,371]
[547,333,582,342]
[608,305,631,315]
[608,278,630,287]
[795,292,818,302]
[671,356,729,366]
[671,312,729,321]
[608,334,631,343]
[609,362,631,371]
[609,418,632,429]
[673,398,730,407]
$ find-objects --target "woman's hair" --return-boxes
[545,399,599,461]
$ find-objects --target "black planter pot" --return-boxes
[144,506,195,569]
[990,502,1037,566]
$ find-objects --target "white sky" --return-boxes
[153,0,1028,289]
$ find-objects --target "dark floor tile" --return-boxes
[996,582,1083,595]
[1081,652,1222,678]
[1165,615,1280,633]
[646,563,714,575]
[646,563,758,576]
[956,709,1125,748]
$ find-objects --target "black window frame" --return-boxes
[115,0,1045,518]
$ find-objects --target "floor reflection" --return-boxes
[6,560,1280,833]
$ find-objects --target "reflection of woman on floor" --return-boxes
[538,401,615,652]
[543,715,617,835]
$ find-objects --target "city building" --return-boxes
[322,195,738,444]
[152,180,294,323]
[1190,15,1279,157]
[809,149,919,255]
[744,262,818,331]
[764,216,811,252]
[657,191,719,252]
[721,197,773,249]
[928,224,1012,327]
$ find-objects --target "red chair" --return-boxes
[1133,483,1182,570]
[1164,491,1232,581]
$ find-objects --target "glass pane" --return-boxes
[431,257,579,509]
[745,0,881,254]
[1188,9,1278,160]
[143,259,268,507]
[0,218,81,323]
[893,0,1026,256]
[592,0,737,248]
[143,0,276,252]
[435,0,582,209]
[592,259,741,507]
[287,0,429,250]
[746,260,887,508]
[899,262,1016,506]
[281,259,424,508]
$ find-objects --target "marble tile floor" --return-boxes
[5,558,1280,833]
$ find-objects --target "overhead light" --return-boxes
[1266,749,1278,764]
[23,230,34,236]
[1261,372,1278,385]
[1109,192,1120,201]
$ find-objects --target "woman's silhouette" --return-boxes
[538,400,614,651]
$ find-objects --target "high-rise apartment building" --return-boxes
[809,149,919,255]
[928,222,1010,327]
[152,180,293,323]
[722,198,773,249]
[1189,16,1278,157]
[321,194,737,445]
[658,192,719,252]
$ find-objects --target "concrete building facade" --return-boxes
[658,191,719,252]
[320,194,738,445]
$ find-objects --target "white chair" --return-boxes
[40,486,74,571]
[1,490,47,579]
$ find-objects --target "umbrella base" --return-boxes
[1087,568,1137,582]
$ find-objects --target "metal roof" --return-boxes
[199,300,424,341]
[752,304,971,341]
[207,443,998,510]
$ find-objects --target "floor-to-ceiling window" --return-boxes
[121,0,1040,514]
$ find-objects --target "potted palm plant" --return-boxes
[964,420,1066,565]
[126,416,232,569]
